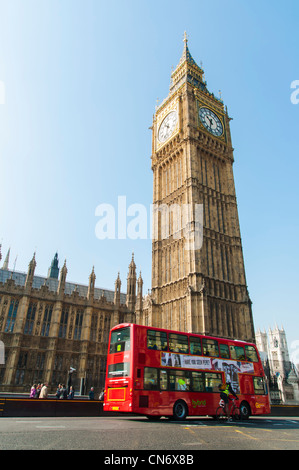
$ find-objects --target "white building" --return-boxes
[256,325,299,405]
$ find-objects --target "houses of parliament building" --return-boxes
[0,35,255,394]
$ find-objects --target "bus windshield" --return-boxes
[109,327,131,354]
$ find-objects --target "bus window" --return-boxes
[108,362,130,378]
[245,345,259,362]
[204,372,222,392]
[230,345,245,360]
[169,333,189,354]
[219,343,230,358]
[253,377,267,395]
[147,330,168,351]
[191,372,205,392]
[109,327,131,354]
[169,370,191,391]
[144,367,159,390]
[190,337,202,355]
[160,370,168,391]
[202,339,219,357]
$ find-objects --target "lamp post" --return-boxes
[67,367,76,394]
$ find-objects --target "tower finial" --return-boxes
[183,31,188,44]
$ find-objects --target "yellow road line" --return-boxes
[184,426,206,446]
[234,429,258,440]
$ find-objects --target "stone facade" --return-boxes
[139,35,255,342]
[0,251,137,394]
[256,326,299,404]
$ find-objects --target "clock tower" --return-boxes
[142,34,255,342]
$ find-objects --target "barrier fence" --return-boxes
[0,397,298,418]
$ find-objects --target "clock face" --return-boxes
[199,107,223,137]
[158,111,178,143]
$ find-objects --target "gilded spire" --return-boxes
[177,31,197,68]
[169,33,205,95]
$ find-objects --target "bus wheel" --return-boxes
[239,401,251,420]
[173,400,188,421]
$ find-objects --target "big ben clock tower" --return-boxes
[141,34,255,343]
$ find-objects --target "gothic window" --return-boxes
[74,309,84,340]
[15,351,28,384]
[217,166,222,192]
[179,158,182,186]
[24,302,37,335]
[221,203,226,233]
[210,241,215,277]
[33,353,46,383]
[220,246,226,280]
[213,163,218,191]
[90,314,98,342]
[58,307,69,338]
[165,168,168,196]
[41,304,53,337]
[5,298,19,333]
[52,354,63,385]
[104,315,110,343]
[165,249,168,283]
[36,353,45,370]
[204,160,208,186]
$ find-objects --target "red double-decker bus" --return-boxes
[104,323,270,420]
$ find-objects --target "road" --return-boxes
[0,415,299,452]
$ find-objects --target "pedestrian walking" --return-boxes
[89,387,94,400]
[59,384,67,399]
[55,384,62,399]
[35,383,42,398]
[39,382,49,399]
[29,384,37,398]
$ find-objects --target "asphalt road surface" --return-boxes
[0,415,298,452]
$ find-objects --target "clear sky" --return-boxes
[0,0,298,352]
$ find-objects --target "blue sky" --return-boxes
[0,0,298,350]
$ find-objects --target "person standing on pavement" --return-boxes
[30,384,37,398]
[39,382,49,399]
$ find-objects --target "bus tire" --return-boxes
[173,400,188,421]
[239,401,251,420]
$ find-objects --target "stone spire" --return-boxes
[136,271,143,308]
[126,253,136,311]
[25,252,37,292]
[87,266,96,301]
[114,272,121,306]
[57,259,67,297]
[2,247,10,270]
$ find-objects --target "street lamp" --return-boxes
[67,367,76,394]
